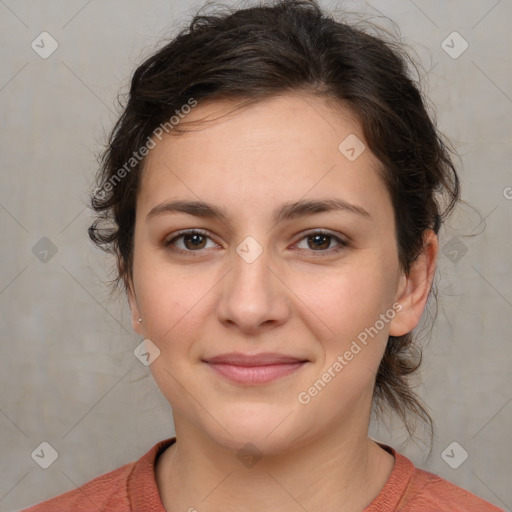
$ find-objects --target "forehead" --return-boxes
[137,92,392,223]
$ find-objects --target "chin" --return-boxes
[203,405,302,455]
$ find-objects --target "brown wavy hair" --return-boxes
[88,0,460,447]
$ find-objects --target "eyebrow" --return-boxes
[146,198,370,225]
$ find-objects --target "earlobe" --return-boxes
[126,279,143,335]
[389,230,438,337]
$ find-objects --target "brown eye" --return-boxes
[307,233,331,250]
[182,233,207,250]
[164,229,217,254]
[295,230,348,255]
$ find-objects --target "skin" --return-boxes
[126,92,438,512]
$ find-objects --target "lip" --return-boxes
[203,352,308,385]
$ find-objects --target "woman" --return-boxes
[23,0,503,510]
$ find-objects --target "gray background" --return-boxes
[0,0,510,510]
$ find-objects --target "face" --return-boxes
[127,92,426,455]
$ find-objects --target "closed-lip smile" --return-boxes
[203,352,309,384]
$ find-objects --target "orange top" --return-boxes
[22,437,504,512]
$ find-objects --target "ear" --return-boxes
[389,229,438,336]
[126,278,143,336]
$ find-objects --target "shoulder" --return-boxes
[20,438,175,512]
[20,461,135,512]
[397,458,504,511]
[367,443,504,512]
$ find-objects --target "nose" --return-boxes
[216,238,291,335]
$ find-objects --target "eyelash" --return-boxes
[163,229,348,257]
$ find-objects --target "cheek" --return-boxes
[288,261,397,338]
[289,265,398,395]
[134,251,217,343]
[291,271,395,417]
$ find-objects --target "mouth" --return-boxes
[202,352,309,385]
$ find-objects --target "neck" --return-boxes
[156,418,395,512]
